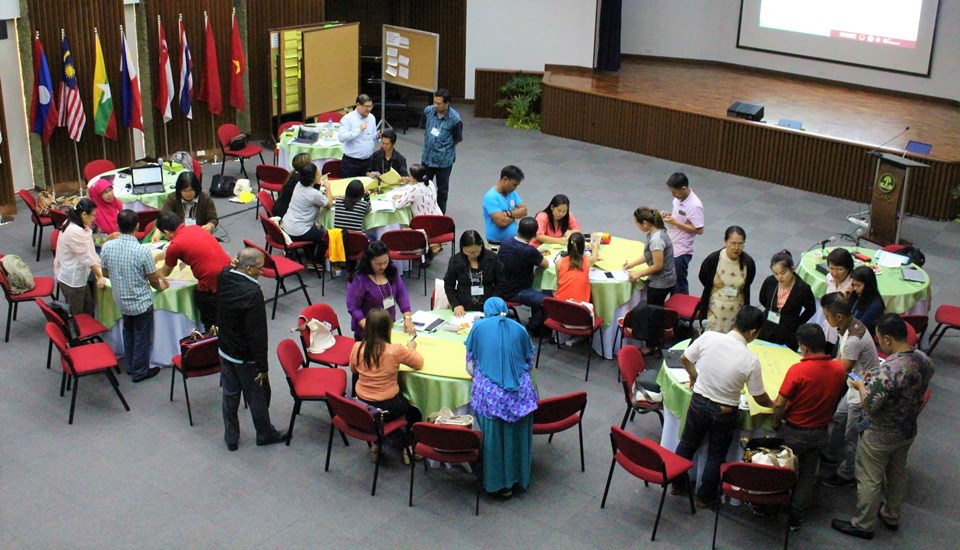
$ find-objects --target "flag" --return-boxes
[120,29,143,130]
[178,17,193,120]
[58,33,86,142]
[92,31,117,140]
[229,10,245,110]
[156,17,174,123]
[30,36,59,144]
[197,12,222,116]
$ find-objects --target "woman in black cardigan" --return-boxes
[758,250,816,349]
[697,226,756,332]
[443,230,503,316]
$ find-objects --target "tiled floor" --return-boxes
[1,105,957,548]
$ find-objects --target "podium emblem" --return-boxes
[878,173,897,194]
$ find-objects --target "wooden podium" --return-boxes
[867,152,927,245]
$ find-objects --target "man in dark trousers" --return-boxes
[217,247,286,451]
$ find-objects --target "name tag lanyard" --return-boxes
[470,269,484,296]
[378,281,395,310]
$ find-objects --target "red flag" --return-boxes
[155,17,174,122]
[197,12,222,116]
[229,10,245,110]
[30,36,59,144]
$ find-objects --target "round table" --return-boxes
[315,177,412,234]
[277,124,344,170]
[395,310,472,415]
[95,162,187,209]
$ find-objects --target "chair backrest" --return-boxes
[900,314,929,341]
[721,462,796,494]
[257,191,275,217]
[918,386,932,415]
[17,190,44,224]
[256,164,290,187]
[409,215,455,238]
[136,208,161,228]
[259,212,289,249]
[664,293,702,320]
[217,123,241,148]
[412,422,482,453]
[0,255,13,296]
[321,160,341,179]
[50,229,60,253]
[181,337,221,373]
[904,322,919,347]
[533,391,587,426]
[317,111,344,123]
[380,229,428,254]
[277,338,305,379]
[300,303,342,332]
[193,159,203,179]
[542,297,593,328]
[277,120,303,139]
[48,209,68,230]
[610,426,667,477]
[881,244,907,254]
[617,345,646,401]
[242,240,280,274]
[83,159,116,182]
[345,231,370,261]
[327,392,377,433]
[44,322,73,373]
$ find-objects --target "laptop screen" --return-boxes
[131,165,164,192]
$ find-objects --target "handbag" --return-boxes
[36,191,56,216]
[179,327,218,356]
[209,175,236,197]
[293,315,335,354]
[433,407,475,428]
[228,133,249,151]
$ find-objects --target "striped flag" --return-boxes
[197,11,222,116]
[120,28,143,130]
[29,36,59,144]
[178,16,193,120]
[57,33,86,142]
[229,10,245,110]
[155,17,174,123]
[92,30,117,140]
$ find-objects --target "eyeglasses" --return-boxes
[727,242,745,248]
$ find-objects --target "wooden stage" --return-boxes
[536,58,959,220]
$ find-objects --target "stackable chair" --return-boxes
[297,304,354,369]
[321,160,342,179]
[0,254,55,341]
[258,212,325,287]
[170,336,221,426]
[532,391,588,472]
[83,159,116,183]
[17,190,54,261]
[927,304,960,356]
[255,164,289,218]
[410,215,456,259]
[273,121,303,163]
[277,339,347,446]
[712,462,797,550]
[217,123,264,179]
[257,191,276,218]
[35,299,109,370]
[409,422,483,515]
[536,298,604,381]
[616,345,664,428]
[380,229,429,295]
[244,240,312,320]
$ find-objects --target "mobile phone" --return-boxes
[408,333,418,342]
[847,371,862,382]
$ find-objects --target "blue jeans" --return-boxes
[673,254,692,295]
[674,393,739,503]
[220,356,280,447]
[425,165,453,214]
[512,288,551,330]
[122,307,154,379]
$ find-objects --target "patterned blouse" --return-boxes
[861,350,934,444]
[467,352,538,423]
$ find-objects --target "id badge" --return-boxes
[470,284,484,296]
[722,286,738,297]
[767,310,781,325]
[184,217,197,226]
[382,296,396,309]
[430,127,441,137]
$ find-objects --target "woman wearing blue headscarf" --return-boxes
[466,297,538,498]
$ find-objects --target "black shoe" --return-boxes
[132,368,161,383]
[788,514,802,532]
[878,511,899,531]
[226,442,238,452]
[831,519,874,540]
[256,431,288,447]
[821,474,855,488]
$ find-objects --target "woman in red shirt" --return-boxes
[555,233,595,304]
[532,194,582,247]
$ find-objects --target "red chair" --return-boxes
[17,190,54,261]
[615,308,679,353]
[900,313,929,347]
[45,322,130,424]
[83,159,116,182]
[533,391,588,472]
[257,191,275,218]
[193,158,203,179]
[918,386,932,415]
[48,208,68,230]
[617,345,664,428]
[170,336,221,426]
[321,160,342,179]
[601,426,696,541]
[273,121,303,163]
[504,299,522,320]
[927,304,960,356]
[344,230,370,263]
[875,322,918,360]
[255,164,290,218]
[317,111,344,124]
[409,422,483,514]
[244,240,312,319]
[324,392,410,496]
[134,208,161,241]
[410,215,456,258]
[217,123,264,179]
[277,338,348,446]
[881,244,907,254]
[664,292,703,330]
[0,254,55,342]
[258,212,323,285]
[536,298,604,381]
[381,229,429,295]
[36,298,109,370]
[297,303,354,369]
[712,462,797,550]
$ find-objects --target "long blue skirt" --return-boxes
[476,413,533,493]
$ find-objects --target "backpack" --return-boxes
[47,300,81,344]
[900,245,925,267]
[1,255,35,294]
[209,175,237,197]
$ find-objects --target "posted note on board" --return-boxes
[387,47,398,57]
[398,55,410,66]
[399,36,410,48]
[398,66,409,79]
[386,66,398,77]
[385,32,400,47]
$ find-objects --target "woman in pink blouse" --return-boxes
[395,164,443,261]
[531,194,581,247]
[53,198,107,316]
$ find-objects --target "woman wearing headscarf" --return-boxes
[465,297,539,499]
[88,178,123,239]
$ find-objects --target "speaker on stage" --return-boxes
[727,101,764,122]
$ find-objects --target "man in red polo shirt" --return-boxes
[772,323,847,532]
[155,211,231,330]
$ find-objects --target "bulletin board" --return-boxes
[381,25,439,93]
[302,23,360,118]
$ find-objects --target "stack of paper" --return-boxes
[370,199,396,212]
[411,310,444,331]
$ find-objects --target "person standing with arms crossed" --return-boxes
[661,172,704,295]
[421,88,463,213]
[338,94,379,178]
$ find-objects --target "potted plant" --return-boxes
[495,72,543,130]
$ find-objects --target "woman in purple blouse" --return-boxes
[346,240,415,339]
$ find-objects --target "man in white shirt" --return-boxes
[661,172,704,295]
[672,306,774,508]
[338,94,379,178]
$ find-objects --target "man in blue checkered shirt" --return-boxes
[100,210,168,382]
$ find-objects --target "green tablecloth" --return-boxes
[656,339,800,438]
[395,310,472,415]
[95,162,186,209]
[94,257,199,327]
[278,126,344,168]
[796,246,932,313]
[316,177,412,230]
[533,236,646,328]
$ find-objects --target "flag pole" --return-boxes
[205,11,215,159]
[163,122,170,157]
[43,144,55,196]
[72,141,82,194]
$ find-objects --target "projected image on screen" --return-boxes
[739,0,940,75]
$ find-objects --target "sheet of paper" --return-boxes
[387,57,398,67]
[370,199,396,212]
[588,269,629,282]
[668,367,690,384]
[398,66,409,79]
[876,249,908,268]
[385,66,398,78]
[387,47,398,57]
[385,31,400,47]
[451,312,484,325]
[378,167,402,185]
[398,55,410,66]
[399,36,409,48]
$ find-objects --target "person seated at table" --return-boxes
[758,250,817,350]
[88,177,123,240]
[822,248,856,346]
[483,165,527,246]
[671,306,774,509]
[53,198,107,317]
[444,230,502,316]
[771,323,847,531]
[623,207,677,355]
[849,266,885,335]
[697,225,755,333]
[152,172,218,242]
[333,180,369,234]
[154,211,231,330]
[498,217,550,333]
[394,164,444,264]
[272,153,312,219]
[465,297,538,499]
[346,240,415,339]
[555,233,595,305]
[531,194,581,247]
[350,307,423,464]
[366,128,412,183]
[281,163,333,264]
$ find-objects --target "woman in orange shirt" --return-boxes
[555,233,595,304]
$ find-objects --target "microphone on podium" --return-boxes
[869,126,910,157]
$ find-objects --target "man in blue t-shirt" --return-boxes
[482,165,527,244]
[498,217,551,332]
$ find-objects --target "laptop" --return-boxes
[662,349,684,370]
[903,140,932,157]
[131,164,165,194]
[901,266,925,283]
[293,127,320,144]
[777,118,803,130]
